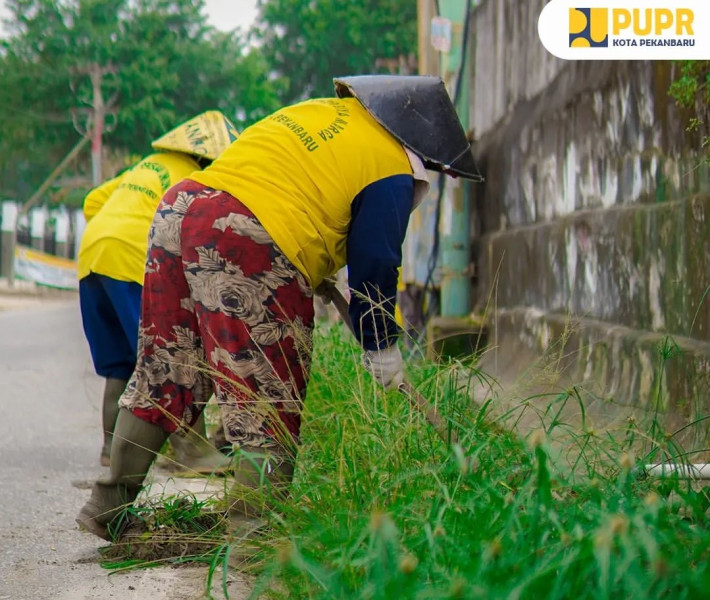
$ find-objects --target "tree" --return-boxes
[253,0,418,104]
[0,0,279,201]
[0,1,78,199]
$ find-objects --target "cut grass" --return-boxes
[102,323,710,599]
[100,494,227,568]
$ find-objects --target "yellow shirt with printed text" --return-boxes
[189,98,413,288]
[78,151,200,283]
[82,176,121,222]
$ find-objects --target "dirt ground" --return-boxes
[0,287,255,599]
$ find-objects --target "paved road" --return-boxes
[0,294,251,599]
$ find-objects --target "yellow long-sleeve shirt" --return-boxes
[189,98,413,288]
[78,151,200,283]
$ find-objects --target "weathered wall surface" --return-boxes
[467,0,710,435]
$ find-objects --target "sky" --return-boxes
[0,0,260,36]
[202,0,259,33]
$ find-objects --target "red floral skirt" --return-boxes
[120,179,314,449]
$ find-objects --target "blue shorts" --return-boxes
[79,273,142,379]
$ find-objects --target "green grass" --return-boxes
[100,493,227,570]
[242,325,710,599]
[103,323,710,599]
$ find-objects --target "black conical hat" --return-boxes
[334,75,482,181]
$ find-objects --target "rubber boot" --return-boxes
[167,412,233,475]
[100,378,128,466]
[226,445,295,567]
[211,421,232,455]
[76,408,169,541]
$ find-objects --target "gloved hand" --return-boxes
[362,344,405,390]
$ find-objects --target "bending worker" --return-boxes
[77,111,238,470]
[76,75,482,542]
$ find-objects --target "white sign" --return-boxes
[1,201,18,233]
[538,0,710,60]
[54,212,70,244]
[431,16,452,53]
[30,207,46,238]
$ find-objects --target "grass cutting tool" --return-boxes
[316,280,456,446]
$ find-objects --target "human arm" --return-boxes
[82,175,123,221]
[346,174,413,387]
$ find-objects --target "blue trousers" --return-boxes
[79,273,142,379]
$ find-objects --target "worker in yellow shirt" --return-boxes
[77,111,238,469]
[76,76,482,545]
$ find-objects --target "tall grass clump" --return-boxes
[241,325,710,600]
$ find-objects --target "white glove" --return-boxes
[362,345,405,390]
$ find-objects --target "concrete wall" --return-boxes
[466,0,710,438]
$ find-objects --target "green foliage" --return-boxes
[0,0,420,203]
[96,326,710,598]
[100,493,227,571]
[669,60,710,159]
[0,0,279,201]
[242,326,710,600]
[253,0,418,103]
[669,61,710,110]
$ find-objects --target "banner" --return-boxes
[14,245,78,290]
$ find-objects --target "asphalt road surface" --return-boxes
[0,292,251,599]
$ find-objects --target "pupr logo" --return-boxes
[569,8,608,47]
[539,0,709,60]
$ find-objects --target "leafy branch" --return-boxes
[669,60,710,160]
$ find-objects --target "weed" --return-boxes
[100,324,710,599]
[100,494,226,568]
[247,326,710,599]
[669,61,710,161]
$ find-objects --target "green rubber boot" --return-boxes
[76,408,169,541]
[100,378,128,466]
[167,412,233,475]
[226,445,295,567]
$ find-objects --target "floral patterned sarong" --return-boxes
[120,180,314,448]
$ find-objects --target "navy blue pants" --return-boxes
[79,273,142,380]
